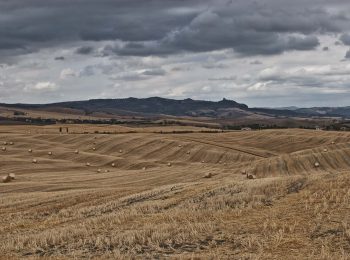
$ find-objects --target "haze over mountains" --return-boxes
[1,97,350,119]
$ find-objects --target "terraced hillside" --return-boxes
[1,126,350,259]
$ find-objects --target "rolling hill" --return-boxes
[1,125,350,259]
[2,97,350,119]
[0,97,249,118]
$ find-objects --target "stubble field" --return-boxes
[1,125,350,259]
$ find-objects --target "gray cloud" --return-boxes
[250,60,263,65]
[0,0,348,58]
[1,0,350,107]
[75,46,94,55]
[340,33,350,45]
[99,2,329,57]
[345,49,350,59]
[110,72,145,81]
[202,63,228,69]
[54,56,65,60]
[335,41,342,46]
[110,67,166,81]
[105,32,320,57]
[208,76,237,81]
[142,68,166,76]
[79,66,95,77]
[0,0,200,56]
[257,65,350,90]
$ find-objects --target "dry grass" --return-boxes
[1,126,350,259]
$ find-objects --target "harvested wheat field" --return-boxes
[1,125,350,259]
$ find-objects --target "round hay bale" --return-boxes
[97,169,102,173]
[142,166,147,170]
[331,141,335,145]
[204,172,212,178]
[119,149,123,153]
[9,142,13,145]
[1,147,6,151]
[3,141,7,145]
[246,173,256,179]
[92,147,96,151]
[167,162,172,167]
[75,150,79,154]
[28,149,33,153]
[201,160,205,163]
[178,144,182,147]
[9,173,15,180]
[111,163,116,167]
[86,162,91,167]
[48,152,53,156]
[323,148,328,152]
[32,159,38,164]
[104,169,109,173]
[2,175,11,183]
[314,162,320,167]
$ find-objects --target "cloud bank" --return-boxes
[1,0,350,106]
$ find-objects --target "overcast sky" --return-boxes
[1,0,350,107]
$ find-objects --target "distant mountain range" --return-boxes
[272,106,350,118]
[1,97,350,119]
[0,97,249,117]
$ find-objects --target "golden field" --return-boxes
[1,125,350,259]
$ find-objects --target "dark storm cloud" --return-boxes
[0,0,200,53]
[340,33,350,45]
[54,56,65,60]
[104,32,320,57]
[75,46,94,55]
[345,50,350,59]
[0,0,350,58]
